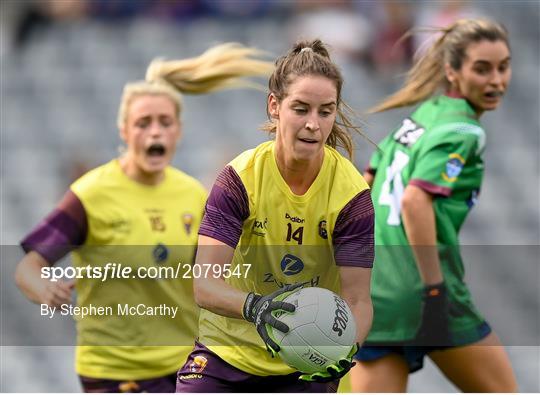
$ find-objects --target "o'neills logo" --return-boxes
[285,213,305,223]
[332,296,349,337]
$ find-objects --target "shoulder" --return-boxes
[325,146,370,194]
[415,97,486,154]
[70,160,118,198]
[228,141,273,175]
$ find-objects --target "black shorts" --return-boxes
[354,321,492,373]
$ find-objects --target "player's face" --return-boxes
[446,39,511,115]
[270,75,337,165]
[121,94,180,180]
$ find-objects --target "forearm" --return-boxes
[194,276,247,319]
[349,298,373,345]
[401,185,443,285]
[193,236,248,319]
[339,266,372,345]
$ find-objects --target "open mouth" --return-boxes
[298,138,318,144]
[484,91,504,99]
[146,143,166,157]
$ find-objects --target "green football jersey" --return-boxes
[367,95,487,343]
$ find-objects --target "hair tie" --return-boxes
[300,47,313,54]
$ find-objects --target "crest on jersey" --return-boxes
[442,153,465,182]
[182,213,194,235]
[189,356,208,373]
[153,243,169,264]
[318,220,328,239]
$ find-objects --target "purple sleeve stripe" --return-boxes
[409,179,452,197]
[198,166,249,249]
[20,191,87,264]
[199,205,244,249]
[333,190,375,268]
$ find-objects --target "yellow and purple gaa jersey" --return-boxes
[366,95,488,343]
[21,159,206,380]
[198,141,374,376]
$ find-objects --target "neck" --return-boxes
[445,90,483,118]
[118,156,164,186]
[274,145,323,195]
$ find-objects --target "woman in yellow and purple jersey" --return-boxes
[350,19,517,392]
[14,44,274,393]
[175,39,375,393]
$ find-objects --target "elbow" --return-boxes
[14,265,24,290]
[193,279,210,309]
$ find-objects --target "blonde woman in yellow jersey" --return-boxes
[176,40,374,393]
[14,44,274,393]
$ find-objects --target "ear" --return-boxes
[268,93,279,119]
[444,63,458,87]
[119,127,128,143]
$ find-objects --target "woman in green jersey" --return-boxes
[15,44,273,392]
[350,18,517,392]
[176,40,374,393]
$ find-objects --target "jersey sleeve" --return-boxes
[20,189,88,265]
[332,189,374,268]
[410,127,483,197]
[199,165,250,248]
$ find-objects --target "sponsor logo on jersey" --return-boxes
[285,213,305,223]
[442,153,465,182]
[189,355,208,373]
[393,118,425,147]
[332,295,349,337]
[153,243,169,264]
[264,272,320,288]
[182,213,194,235]
[280,254,304,275]
[251,217,268,237]
[318,220,328,239]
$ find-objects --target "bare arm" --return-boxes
[193,235,248,319]
[339,266,373,345]
[15,251,74,307]
[401,184,443,285]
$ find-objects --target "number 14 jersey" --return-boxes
[198,140,374,376]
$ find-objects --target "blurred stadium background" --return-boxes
[1,0,538,392]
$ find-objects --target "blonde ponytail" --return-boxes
[117,43,274,129]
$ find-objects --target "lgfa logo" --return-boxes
[280,254,304,276]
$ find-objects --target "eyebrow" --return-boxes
[291,99,337,107]
[473,56,511,65]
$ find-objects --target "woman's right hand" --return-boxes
[39,279,75,307]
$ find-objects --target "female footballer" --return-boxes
[15,43,273,392]
[175,39,374,393]
[350,18,517,392]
